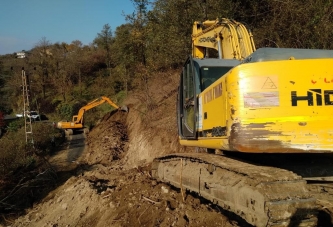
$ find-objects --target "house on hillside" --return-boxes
[16,52,26,58]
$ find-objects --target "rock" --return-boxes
[109,202,116,208]
[61,203,68,210]
[161,186,169,193]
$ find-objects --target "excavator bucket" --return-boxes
[120,105,129,112]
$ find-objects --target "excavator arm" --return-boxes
[73,96,120,124]
[192,18,256,60]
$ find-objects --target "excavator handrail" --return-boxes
[74,96,120,124]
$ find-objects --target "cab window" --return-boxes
[200,67,232,91]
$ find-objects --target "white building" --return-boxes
[16,52,26,58]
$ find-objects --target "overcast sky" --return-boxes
[0,0,136,55]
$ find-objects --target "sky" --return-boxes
[0,0,137,55]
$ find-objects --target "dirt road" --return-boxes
[48,130,87,172]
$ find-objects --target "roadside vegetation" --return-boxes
[0,0,333,219]
[0,122,64,215]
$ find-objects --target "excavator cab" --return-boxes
[72,116,78,122]
[177,56,239,140]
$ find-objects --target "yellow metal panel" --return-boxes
[200,78,227,131]
[226,59,333,153]
[179,136,229,150]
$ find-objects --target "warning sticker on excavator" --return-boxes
[262,77,278,89]
[239,76,279,91]
[244,91,280,108]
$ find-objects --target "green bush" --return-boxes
[6,118,25,132]
[0,122,63,179]
[0,130,27,177]
[115,90,127,105]
[56,103,73,121]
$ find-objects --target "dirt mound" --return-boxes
[85,110,128,165]
[11,164,236,227]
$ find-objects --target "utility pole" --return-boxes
[21,67,34,145]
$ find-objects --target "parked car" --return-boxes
[28,111,40,120]
[16,111,40,120]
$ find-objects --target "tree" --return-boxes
[31,37,53,99]
[93,24,113,76]
[112,23,137,94]
[125,0,151,66]
[49,43,73,102]
[141,0,195,68]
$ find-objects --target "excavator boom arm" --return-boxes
[75,96,120,124]
[192,18,256,60]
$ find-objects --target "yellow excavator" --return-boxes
[152,18,333,226]
[57,96,127,135]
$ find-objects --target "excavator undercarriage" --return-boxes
[152,153,318,227]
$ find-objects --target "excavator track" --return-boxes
[152,153,318,227]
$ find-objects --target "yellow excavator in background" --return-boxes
[152,18,333,226]
[57,96,127,135]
